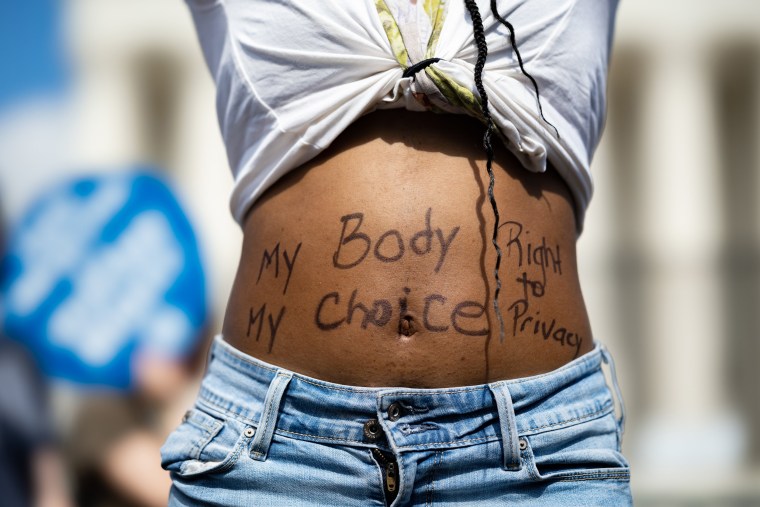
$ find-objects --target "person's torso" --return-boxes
[222,110,593,386]
[183,0,619,386]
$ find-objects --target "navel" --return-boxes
[398,315,417,336]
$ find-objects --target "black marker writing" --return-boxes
[374,230,404,263]
[331,208,459,272]
[257,243,280,282]
[500,220,562,286]
[501,219,581,356]
[333,213,371,269]
[282,242,301,294]
[451,301,489,336]
[247,303,287,353]
[256,241,303,295]
[314,287,488,337]
[422,294,449,332]
[315,292,344,331]
[434,226,459,273]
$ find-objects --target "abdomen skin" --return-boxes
[222,109,593,387]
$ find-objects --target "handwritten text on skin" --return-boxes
[247,241,302,352]
[247,210,586,357]
[500,220,584,357]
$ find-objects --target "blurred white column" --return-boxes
[171,62,242,326]
[579,139,618,344]
[634,45,745,473]
[65,0,243,326]
[579,140,635,453]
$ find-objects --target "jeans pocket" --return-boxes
[161,406,250,477]
[521,411,631,482]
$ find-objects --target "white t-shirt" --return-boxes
[185,0,619,229]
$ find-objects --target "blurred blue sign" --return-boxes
[0,0,68,112]
[1,170,207,389]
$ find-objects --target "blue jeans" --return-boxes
[161,336,632,506]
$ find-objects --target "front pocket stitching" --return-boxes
[554,469,631,482]
[520,430,630,483]
[187,411,224,437]
[521,402,613,435]
[178,426,249,477]
[197,397,259,427]
[181,411,224,461]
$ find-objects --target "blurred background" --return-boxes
[0,0,758,505]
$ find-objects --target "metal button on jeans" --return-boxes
[387,402,403,421]
[364,419,382,440]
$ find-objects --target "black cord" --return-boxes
[463,0,506,343]
[402,57,442,79]
[489,0,559,139]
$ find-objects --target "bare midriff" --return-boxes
[222,109,593,388]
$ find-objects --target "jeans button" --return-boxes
[387,402,403,421]
[364,419,382,440]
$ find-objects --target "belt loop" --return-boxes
[206,335,222,370]
[250,370,293,461]
[600,343,626,448]
[488,382,521,471]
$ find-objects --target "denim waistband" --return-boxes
[197,335,622,465]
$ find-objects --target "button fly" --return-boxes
[364,419,382,440]
[387,402,403,421]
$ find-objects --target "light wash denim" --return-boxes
[161,336,632,506]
